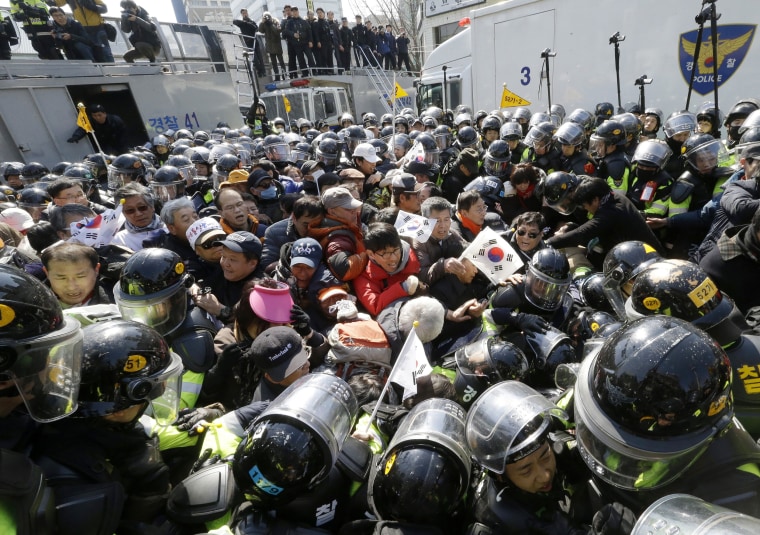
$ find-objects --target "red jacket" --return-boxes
[353,244,420,316]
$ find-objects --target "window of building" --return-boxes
[433,21,460,46]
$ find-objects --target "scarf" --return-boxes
[457,212,482,237]
[125,214,164,233]
[516,183,536,200]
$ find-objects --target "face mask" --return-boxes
[637,168,658,182]
[260,184,278,199]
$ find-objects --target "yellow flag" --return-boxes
[394,82,408,99]
[76,103,93,133]
[283,96,291,113]
[500,85,531,108]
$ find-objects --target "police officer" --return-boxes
[32,320,183,534]
[625,259,760,438]
[10,0,62,59]
[283,6,312,78]
[114,248,217,410]
[0,265,84,533]
[574,315,760,517]
[466,381,633,534]
[589,120,631,195]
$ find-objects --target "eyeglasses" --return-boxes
[516,229,540,239]
[123,204,151,215]
[374,247,401,258]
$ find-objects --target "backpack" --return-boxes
[326,319,393,368]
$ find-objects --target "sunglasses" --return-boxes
[516,229,540,239]
[123,205,151,215]
[199,240,222,250]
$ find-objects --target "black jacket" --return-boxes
[69,112,128,155]
[120,6,159,47]
[546,192,664,266]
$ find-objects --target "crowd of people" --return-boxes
[235,5,414,81]
[4,95,760,533]
[4,0,160,63]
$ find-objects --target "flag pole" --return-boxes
[77,103,106,157]
[361,322,419,434]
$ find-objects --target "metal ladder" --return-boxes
[355,47,395,115]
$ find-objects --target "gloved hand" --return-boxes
[174,403,225,435]
[513,312,550,334]
[290,304,312,337]
[67,136,78,143]
[592,502,636,535]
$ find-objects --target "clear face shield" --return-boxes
[140,352,184,427]
[435,132,452,150]
[574,356,718,491]
[455,337,500,383]
[484,156,510,178]
[465,381,566,474]
[588,135,608,160]
[524,264,571,311]
[687,140,729,174]
[259,374,358,466]
[0,316,83,422]
[422,147,440,166]
[601,268,631,320]
[266,143,293,163]
[107,167,139,191]
[150,181,186,203]
[114,283,188,337]
[175,164,198,185]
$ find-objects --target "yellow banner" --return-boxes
[394,82,408,99]
[283,96,292,113]
[76,103,93,133]
[500,85,531,108]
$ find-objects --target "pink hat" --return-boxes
[249,281,294,323]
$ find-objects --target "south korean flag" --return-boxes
[459,227,523,284]
[69,204,124,247]
[394,210,438,243]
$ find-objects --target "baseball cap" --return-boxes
[251,326,309,382]
[352,143,381,163]
[391,172,417,192]
[290,237,322,268]
[247,169,272,189]
[89,104,106,113]
[215,231,263,257]
[404,160,436,177]
[249,281,294,323]
[219,169,249,188]
[318,286,350,302]
[322,187,362,210]
[0,207,34,232]
[186,217,225,250]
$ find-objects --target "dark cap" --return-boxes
[89,104,106,113]
[247,169,272,189]
[251,326,310,382]
[215,231,263,257]
[404,160,435,177]
[391,172,417,192]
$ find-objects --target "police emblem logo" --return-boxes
[679,24,756,95]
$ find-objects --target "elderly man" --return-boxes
[215,187,267,239]
[144,197,200,269]
[111,183,167,252]
[307,186,367,281]
[191,231,264,324]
